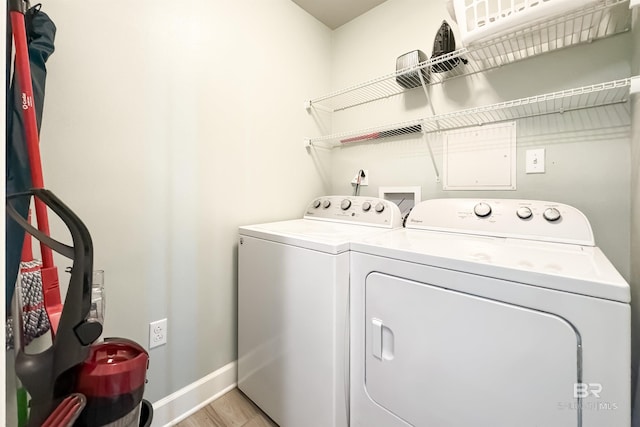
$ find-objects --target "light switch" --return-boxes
[526,149,545,174]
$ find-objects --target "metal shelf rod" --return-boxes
[307,78,632,146]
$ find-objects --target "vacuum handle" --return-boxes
[7,189,92,260]
[7,189,97,427]
[7,195,74,259]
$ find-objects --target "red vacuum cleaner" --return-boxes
[7,1,153,425]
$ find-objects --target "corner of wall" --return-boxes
[629,7,640,425]
[152,361,237,426]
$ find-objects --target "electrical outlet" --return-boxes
[351,169,369,186]
[149,318,167,349]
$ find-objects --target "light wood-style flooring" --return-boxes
[176,388,278,427]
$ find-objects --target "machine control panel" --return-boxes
[473,202,492,218]
[516,206,533,220]
[543,207,561,222]
[406,198,594,246]
[304,196,402,228]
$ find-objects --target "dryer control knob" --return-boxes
[322,200,331,209]
[312,200,321,209]
[543,207,561,222]
[474,202,492,218]
[362,202,372,212]
[341,199,352,210]
[375,202,385,213]
[516,206,533,220]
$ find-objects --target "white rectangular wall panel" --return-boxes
[443,122,517,191]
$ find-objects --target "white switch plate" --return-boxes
[351,170,369,186]
[526,149,545,174]
[149,318,167,348]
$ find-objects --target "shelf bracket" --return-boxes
[418,67,439,130]
[423,130,440,183]
[304,138,334,151]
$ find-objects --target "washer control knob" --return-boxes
[375,202,385,213]
[341,199,352,210]
[516,206,533,220]
[322,200,331,209]
[543,207,561,222]
[312,200,321,209]
[362,201,372,212]
[474,202,492,218]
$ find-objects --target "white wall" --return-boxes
[26,0,331,408]
[630,6,640,423]
[327,0,632,279]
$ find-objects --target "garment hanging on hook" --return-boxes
[5,3,56,314]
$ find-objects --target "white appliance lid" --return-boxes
[239,196,403,254]
[239,219,398,254]
[350,229,629,303]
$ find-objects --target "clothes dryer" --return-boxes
[238,196,402,427]
[349,198,630,427]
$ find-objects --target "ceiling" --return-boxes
[291,0,389,30]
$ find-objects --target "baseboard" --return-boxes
[152,360,237,426]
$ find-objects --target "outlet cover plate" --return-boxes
[526,148,545,174]
[149,318,167,349]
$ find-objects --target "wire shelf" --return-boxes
[307,0,631,113]
[308,78,632,147]
[309,118,425,146]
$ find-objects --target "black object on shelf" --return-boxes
[431,20,468,73]
[396,50,430,88]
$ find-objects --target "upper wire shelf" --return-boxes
[307,77,633,148]
[306,0,631,113]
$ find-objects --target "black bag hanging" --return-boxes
[431,20,467,73]
[6,4,56,314]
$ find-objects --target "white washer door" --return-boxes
[365,273,580,427]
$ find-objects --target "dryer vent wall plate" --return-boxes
[379,186,422,218]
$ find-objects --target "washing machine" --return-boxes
[238,195,402,427]
[349,198,630,427]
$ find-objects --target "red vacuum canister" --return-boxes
[74,338,149,427]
